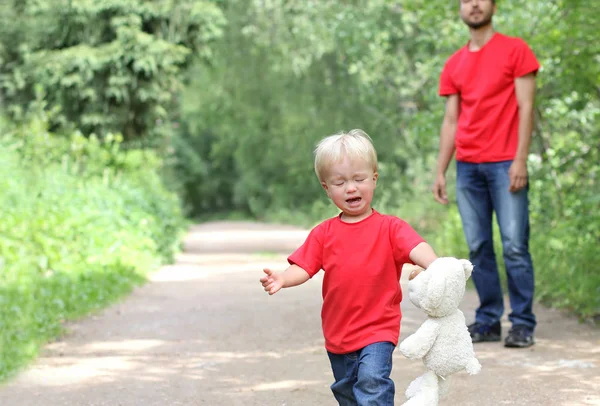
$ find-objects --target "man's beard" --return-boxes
[463,15,493,30]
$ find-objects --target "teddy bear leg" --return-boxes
[402,371,439,406]
[438,376,451,399]
[405,375,423,399]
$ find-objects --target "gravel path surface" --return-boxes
[0,221,598,405]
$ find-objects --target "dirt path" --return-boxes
[1,222,598,405]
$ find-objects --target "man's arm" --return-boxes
[510,73,536,192]
[432,94,460,204]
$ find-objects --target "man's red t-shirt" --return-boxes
[288,210,425,354]
[439,33,540,163]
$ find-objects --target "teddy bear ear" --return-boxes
[422,271,446,312]
[460,259,474,279]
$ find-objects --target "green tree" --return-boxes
[0,0,226,141]
[172,0,599,318]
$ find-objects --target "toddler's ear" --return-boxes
[460,259,474,279]
[321,182,332,198]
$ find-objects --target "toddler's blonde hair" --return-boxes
[314,129,378,182]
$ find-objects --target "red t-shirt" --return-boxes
[288,210,425,354]
[439,33,540,163]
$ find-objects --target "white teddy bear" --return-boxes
[399,257,482,406]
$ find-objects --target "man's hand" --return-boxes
[432,173,449,204]
[508,159,528,192]
[260,268,284,295]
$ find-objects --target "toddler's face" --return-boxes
[321,156,378,223]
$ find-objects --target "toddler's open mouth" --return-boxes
[346,197,362,204]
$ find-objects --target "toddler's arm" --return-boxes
[260,265,310,295]
[409,242,438,269]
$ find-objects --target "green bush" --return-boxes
[0,117,186,381]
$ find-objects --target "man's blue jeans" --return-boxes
[456,160,536,330]
[327,341,395,406]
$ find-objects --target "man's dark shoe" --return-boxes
[504,325,535,348]
[468,321,501,343]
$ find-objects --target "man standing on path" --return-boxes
[432,0,539,348]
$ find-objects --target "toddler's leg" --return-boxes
[353,342,395,406]
[327,350,359,406]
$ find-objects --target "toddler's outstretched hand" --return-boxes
[260,268,283,295]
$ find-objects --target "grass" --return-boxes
[0,129,186,381]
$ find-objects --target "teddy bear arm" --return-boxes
[399,320,440,359]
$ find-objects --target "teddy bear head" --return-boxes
[407,257,474,318]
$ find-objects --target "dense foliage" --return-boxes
[0,111,186,380]
[0,0,222,380]
[0,0,225,142]
[173,0,599,318]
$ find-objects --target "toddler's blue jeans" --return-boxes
[327,341,395,406]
